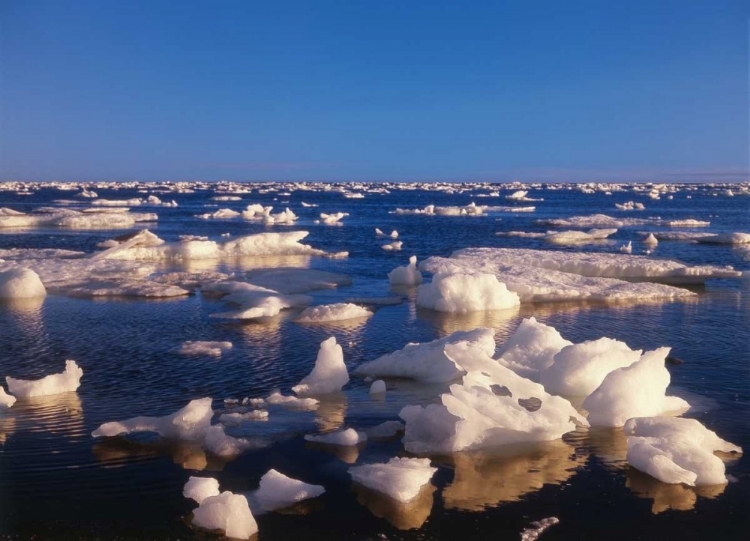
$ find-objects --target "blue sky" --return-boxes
[0,0,747,182]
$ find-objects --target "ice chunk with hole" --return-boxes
[6,360,83,399]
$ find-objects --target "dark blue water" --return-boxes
[0,182,748,540]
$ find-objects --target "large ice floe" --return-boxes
[416,272,520,313]
[544,228,618,245]
[295,303,372,323]
[0,267,47,299]
[354,328,496,383]
[623,417,742,486]
[0,207,157,229]
[291,337,349,396]
[582,348,691,427]
[388,256,423,285]
[96,229,342,260]
[349,458,437,503]
[420,247,737,304]
[6,360,83,399]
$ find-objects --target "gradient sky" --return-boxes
[1,0,748,182]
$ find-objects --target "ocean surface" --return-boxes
[0,181,748,540]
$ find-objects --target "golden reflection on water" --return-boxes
[416,306,520,337]
[0,414,16,445]
[314,393,348,432]
[91,437,236,472]
[353,482,436,530]
[626,468,726,514]
[441,439,585,511]
[16,392,85,438]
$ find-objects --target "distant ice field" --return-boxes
[0,181,748,541]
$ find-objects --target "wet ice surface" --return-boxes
[0,181,749,540]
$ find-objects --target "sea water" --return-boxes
[0,181,748,540]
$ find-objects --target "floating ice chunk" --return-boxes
[304,428,366,446]
[545,228,618,245]
[354,328,496,383]
[374,228,397,238]
[211,195,242,201]
[92,397,213,442]
[208,282,312,320]
[619,241,633,254]
[496,317,573,379]
[366,420,404,439]
[388,256,423,285]
[196,208,241,220]
[295,303,372,323]
[381,240,403,251]
[176,341,233,357]
[615,201,646,210]
[184,476,220,504]
[349,458,437,503]
[292,337,349,396]
[219,410,269,425]
[623,417,742,486]
[643,233,659,245]
[416,272,520,313]
[319,212,348,225]
[192,491,258,540]
[266,391,319,411]
[540,338,643,398]
[0,387,16,409]
[583,348,691,427]
[6,360,83,399]
[520,517,560,541]
[0,267,46,299]
[253,469,325,512]
[204,425,254,457]
[369,380,386,394]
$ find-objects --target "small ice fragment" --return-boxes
[388,256,423,286]
[254,469,325,512]
[265,391,319,411]
[219,410,269,425]
[176,341,233,357]
[204,425,254,457]
[643,233,659,245]
[0,386,16,409]
[292,337,349,396]
[520,516,560,541]
[349,457,437,503]
[6,360,83,399]
[304,428,366,446]
[192,491,258,539]
[184,476,220,504]
[369,380,386,394]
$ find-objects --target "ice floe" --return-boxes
[295,303,372,323]
[191,491,258,539]
[582,347,691,427]
[304,428,366,446]
[349,458,437,503]
[416,272,520,313]
[292,337,349,396]
[175,341,233,357]
[0,207,157,229]
[623,417,742,486]
[6,360,83,399]
[496,317,573,380]
[545,228,618,245]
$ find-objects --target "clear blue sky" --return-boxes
[1,0,748,182]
